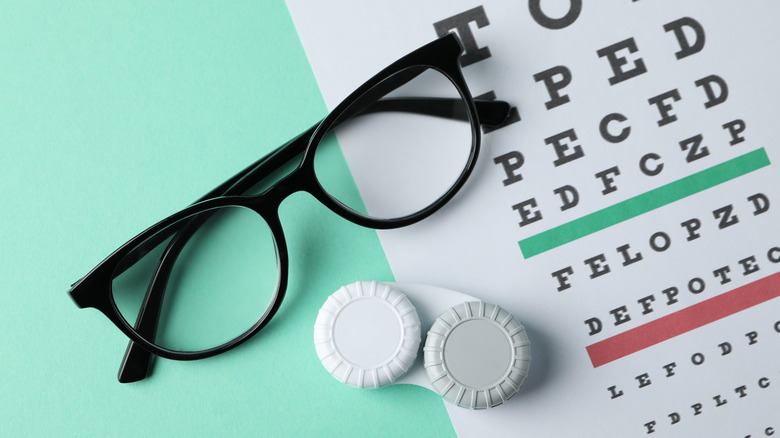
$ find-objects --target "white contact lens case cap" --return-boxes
[424,301,531,409]
[314,281,421,389]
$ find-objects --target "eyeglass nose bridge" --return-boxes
[245,161,321,213]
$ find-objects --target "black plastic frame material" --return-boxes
[68,33,512,383]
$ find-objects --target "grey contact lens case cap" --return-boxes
[423,301,531,409]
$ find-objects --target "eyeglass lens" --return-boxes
[314,66,473,220]
[111,206,279,352]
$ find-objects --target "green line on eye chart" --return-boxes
[519,148,771,258]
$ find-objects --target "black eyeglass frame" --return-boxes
[69,33,511,381]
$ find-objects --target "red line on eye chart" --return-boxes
[586,271,780,368]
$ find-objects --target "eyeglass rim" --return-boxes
[301,34,481,229]
[70,197,288,361]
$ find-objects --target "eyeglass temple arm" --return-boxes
[116,97,512,383]
[362,98,508,126]
[116,240,178,382]
[341,64,509,128]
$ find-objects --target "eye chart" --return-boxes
[286,1,780,436]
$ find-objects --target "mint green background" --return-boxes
[0,2,454,436]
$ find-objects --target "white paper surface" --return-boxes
[286,1,780,436]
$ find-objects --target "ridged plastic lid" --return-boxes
[423,301,531,409]
[314,281,421,389]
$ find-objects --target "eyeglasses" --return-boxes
[68,33,511,383]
